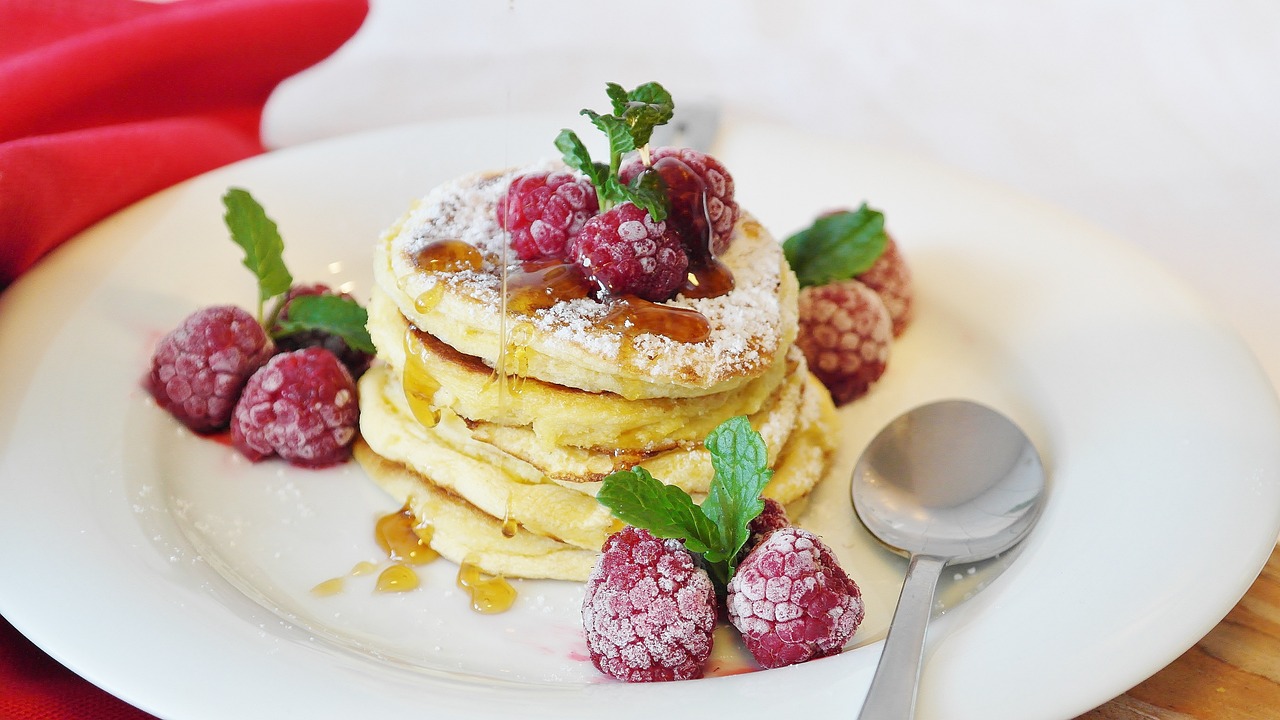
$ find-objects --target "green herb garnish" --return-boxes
[782,204,889,288]
[221,187,370,350]
[223,187,293,322]
[556,81,675,220]
[274,294,375,354]
[596,416,773,588]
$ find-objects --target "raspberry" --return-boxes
[748,498,791,549]
[148,305,275,433]
[270,283,374,378]
[581,526,717,682]
[856,236,913,337]
[571,202,689,302]
[621,148,739,257]
[726,528,864,669]
[231,348,358,468]
[496,172,599,260]
[795,279,892,405]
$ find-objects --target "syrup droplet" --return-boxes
[500,497,518,539]
[680,257,735,299]
[499,321,535,394]
[505,259,593,314]
[375,564,419,593]
[402,326,443,428]
[376,505,440,565]
[601,297,711,344]
[414,283,445,314]
[311,577,345,597]
[412,238,484,274]
[456,561,517,614]
[350,561,379,576]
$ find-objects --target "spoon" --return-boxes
[851,399,1046,719]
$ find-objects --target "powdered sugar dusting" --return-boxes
[387,161,792,389]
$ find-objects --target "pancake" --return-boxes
[372,166,798,400]
[354,160,841,581]
[354,371,837,582]
[366,287,793,452]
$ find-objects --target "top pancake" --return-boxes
[373,164,798,400]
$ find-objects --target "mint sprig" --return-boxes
[220,188,370,352]
[273,294,375,354]
[556,81,675,221]
[782,204,889,288]
[223,187,293,322]
[595,416,772,588]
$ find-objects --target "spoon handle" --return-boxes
[856,553,948,720]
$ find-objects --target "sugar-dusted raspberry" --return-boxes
[748,497,791,548]
[795,279,892,405]
[581,526,717,682]
[270,283,373,378]
[856,236,913,337]
[231,347,358,468]
[148,305,275,433]
[570,202,689,302]
[727,527,864,669]
[497,172,599,260]
[621,148,739,257]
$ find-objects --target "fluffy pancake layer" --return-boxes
[373,167,798,400]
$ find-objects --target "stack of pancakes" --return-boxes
[355,163,838,581]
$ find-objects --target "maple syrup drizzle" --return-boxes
[680,257,735,299]
[456,560,517,614]
[412,238,484,274]
[375,564,419,593]
[505,259,594,314]
[310,560,388,597]
[311,577,344,597]
[402,325,443,428]
[601,296,711,344]
[500,496,518,538]
[375,505,440,565]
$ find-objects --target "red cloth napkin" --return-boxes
[0,0,369,288]
[0,0,367,715]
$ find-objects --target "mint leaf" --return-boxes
[607,81,675,149]
[612,170,669,222]
[596,467,719,557]
[554,129,608,191]
[782,205,888,288]
[273,294,374,354]
[558,82,677,215]
[581,110,637,172]
[223,187,293,321]
[700,416,773,575]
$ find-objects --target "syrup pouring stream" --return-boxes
[850,400,1046,719]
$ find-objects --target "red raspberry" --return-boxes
[497,172,599,260]
[270,283,374,378]
[795,279,892,405]
[726,528,864,669]
[231,348,358,468]
[748,498,791,548]
[621,148,739,257]
[581,526,717,682]
[148,305,275,433]
[571,202,689,302]
[856,236,913,337]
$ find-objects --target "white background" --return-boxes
[263,0,1280,396]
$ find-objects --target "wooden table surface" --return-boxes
[1074,544,1280,719]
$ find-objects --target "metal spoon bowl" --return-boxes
[852,399,1046,719]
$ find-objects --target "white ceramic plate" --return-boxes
[2,116,1278,720]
